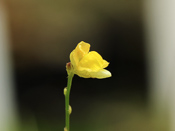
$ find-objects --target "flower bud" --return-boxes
[66,62,73,75]
[64,87,67,95]
[64,127,68,131]
[69,105,72,114]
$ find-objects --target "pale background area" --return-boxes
[0,0,175,131]
[0,1,18,131]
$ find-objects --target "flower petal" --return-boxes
[78,51,109,71]
[70,41,90,67]
[76,69,111,79]
[90,69,112,79]
[102,60,109,68]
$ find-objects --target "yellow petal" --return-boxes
[78,51,109,72]
[90,69,112,79]
[70,41,90,67]
[76,69,111,79]
[102,60,109,68]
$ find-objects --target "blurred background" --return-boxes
[0,0,174,130]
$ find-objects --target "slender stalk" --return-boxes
[65,73,74,131]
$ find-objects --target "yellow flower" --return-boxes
[69,41,112,79]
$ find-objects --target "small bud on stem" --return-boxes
[64,127,68,131]
[69,105,72,114]
[64,87,67,95]
[66,62,73,75]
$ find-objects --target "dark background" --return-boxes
[5,0,157,131]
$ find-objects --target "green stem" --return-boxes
[65,73,74,131]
